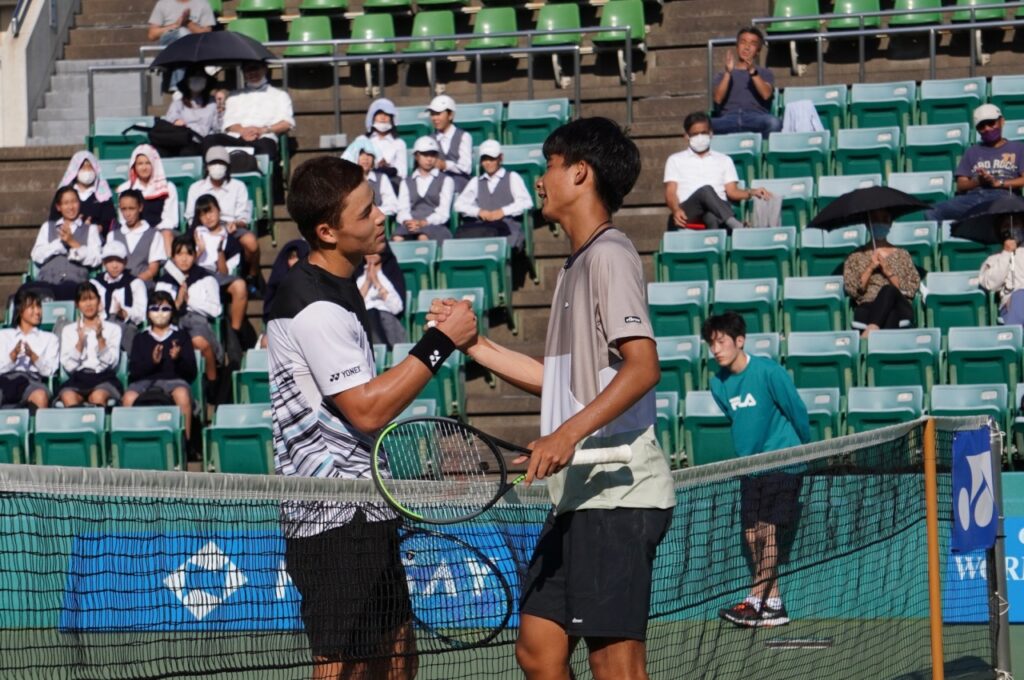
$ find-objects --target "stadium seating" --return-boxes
[827,0,882,29]
[109,406,183,471]
[237,0,284,16]
[531,4,583,54]
[798,387,843,441]
[799,225,868,277]
[655,335,702,396]
[947,325,1022,388]
[648,281,708,337]
[991,75,1024,121]
[764,0,820,33]
[755,177,814,229]
[394,105,433,146]
[817,174,883,211]
[0,409,30,464]
[40,300,74,331]
[655,391,681,462]
[931,384,1009,432]
[889,0,942,27]
[683,391,736,465]
[712,278,778,333]
[918,78,987,126]
[498,144,545,206]
[300,0,349,12]
[347,14,397,57]
[865,328,941,394]
[834,127,901,177]
[233,349,270,404]
[923,271,992,331]
[398,398,438,420]
[466,8,518,51]
[784,330,861,395]
[889,221,938,272]
[782,275,846,333]
[711,133,761,184]
[227,17,270,43]
[405,11,457,54]
[951,0,1007,21]
[87,116,153,160]
[392,240,438,304]
[782,85,848,136]
[729,227,796,282]
[849,81,916,131]
[904,123,969,173]
[391,342,466,415]
[766,131,831,180]
[33,408,106,468]
[707,332,781,376]
[846,386,924,433]
[374,344,388,374]
[283,16,334,58]
[436,239,513,322]
[412,287,486,341]
[453,102,504,142]
[887,170,953,205]
[939,220,999,272]
[655,230,726,283]
[204,404,274,474]
[505,99,571,145]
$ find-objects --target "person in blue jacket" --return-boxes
[704,311,811,628]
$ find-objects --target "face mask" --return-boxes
[149,311,172,327]
[77,169,96,186]
[208,164,227,181]
[187,77,207,93]
[246,77,268,90]
[689,134,711,154]
[373,122,392,133]
[981,127,1003,145]
[871,224,891,241]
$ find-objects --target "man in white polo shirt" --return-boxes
[663,111,771,232]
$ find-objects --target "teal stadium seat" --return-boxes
[41,300,75,331]
[655,230,726,283]
[798,387,842,441]
[648,281,709,337]
[782,275,847,333]
[918,78,987,126]
[888,171,953,219]
[87,116,154,160]
[947,325,1022,388]
[729,227,796,282]
[923,271,991,332]
[849,81,917,132]
[391,343,465,416]
[782,85,848,136]
[846,386,924,433]
[204,404,274,474]
[766,131,830,180]
[708,332,781,376]
[683,391,736,466]
[453,102,504,142]
[436,238,512,318]
[97,158,130,188]
[33,407,105,467]
[817,174,883,212]
[799,225,868,277]
[505,98,570,145]
[109,406,183,471]
[374,344,388,374]
[394,105,433,147]
[834,127,901,178]
[499,144,545,207]
[940,220,999,272]
[391,240,437,304]
[655,391,681,463]
[931,384,1009,433]
[991,75,1024,121]
[655,335,702,397]
[398,398,438,420]
[710,133,762,184]
[889,220,938,273]
[755,177,815,229]
[233,349,270,404]
[904,123,969,173]
[712,278,778,333]
[784,330,861,395]
[864,327,940,395]
[0,410,29,464]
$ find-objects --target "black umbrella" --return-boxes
[808,186,930,231]
[149,31,275,71]
[951,193,1024,245]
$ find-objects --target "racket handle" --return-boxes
[572,445,632,465]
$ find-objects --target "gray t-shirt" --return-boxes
[149,0,215,27]
[712,67,776,115]
[540,228,676,514]
[955,140,1024,186]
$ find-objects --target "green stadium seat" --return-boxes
[392,343,465,416]
[87,116,154,160]
[204,404,274,474]
[655,391,681,463]
[889,220,938,272]
[227,18,270,43]
[233,350,270,404]
[505,98,570,146]
[283,16,334,58]
[827,0,881,29]
[865,328,940,393]
[782,275,847,333]
[834,127,901,178]
[394,106,434,149]
[405,11,456,53]
[592,0,646,43]
[531,5,582,49]
[991,75,1024,121]
[904,123,969,173]
[846,386,924,433]
[300,0,349,12]
[785,330,860,395]
[109,406,183,471]
[33,407,105,468]
[923,271,992,332]
[952,0,1007,23]
[437,238,512,317]
[209,0,223,12]
[1014,384,1024,460]
[655,230,726,283]
[940,220,999,272]
[918,78,987,126]
[707,332,781,377]
[391,240,437,304]
[237,0,284,15]
[0,409,29,464]
[398,398,438,420]
[947,326,1022,388]
[41,300,74,331]
[683,391,736,465]
[729,227,796,282]
[889,0,942,25]
[764,0,820,33]
[799,225,868,277]
[362,0,412,12]
[817,174,883,212]
[766,131,830,180]
[648,281,708,337]
[798,387,842,441]
[849,81,916,132]
[782,85,848,137]
[931,384,1009,432]
[452,102,504,142]
[466,8,518,50]
[712,278,778,333]
[411,287,486,341]
[347,14,396,55]
[755,177,814,229]
[416,0,468,8]
[710,132,762,184]
[655,335,701,397]
[887,170,953,208]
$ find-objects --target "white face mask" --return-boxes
[150,311,172,327]
[187,76,207,93]
[208,164,228,181]
[246,77,268,90]
[77,169,96,186]
[688,134,711,154]
[373,122,392,133]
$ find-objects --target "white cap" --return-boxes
[974,103,1002,127]
[413,136,441,154]
[427,95,456,114]
[479,139,502,158]
[101,240,128,261]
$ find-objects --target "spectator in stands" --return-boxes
[123,290,197,440]
[979,217,1024,326]
[107,189,166,284]
[344,138,399,217]
[50,151,116,235]
[711,27,782,139]
[349,98,408,183]
[428,95,473,192]
[206,61,295,200]
[161,65,217,157]
[926,104,1024,223]
[664,112,772,232]
[843,211,920,337]
[453,139,535,248]
[394,137,454,242]
[147,0,215,91]
[259,238,309,348]
[31,185,103,301]
[0,289,58,410]
[156,235,222,381]
[356,247,407,348]
[56,282,123,408]
[116,144,180,255]
[92,241,148,354]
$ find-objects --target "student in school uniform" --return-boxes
[50,150,117,235]
[394,136,454,243]
[453,139,534,249]
[56,282,123,408]
[343,137,399,218]
[31,185,103,301]
[91,240,148,354]
[0,289,59,410]
[106,189,166,285]
[347,97,408,185]
[428,95,473,193]
[116,144,180,255]
[355,245,407,349]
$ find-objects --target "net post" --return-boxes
[986,421,1012,677]
[924,417,945,680]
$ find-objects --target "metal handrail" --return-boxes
[751,0,1024,25]
[10,0,33,36]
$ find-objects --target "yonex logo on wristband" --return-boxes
[429,350,441,366]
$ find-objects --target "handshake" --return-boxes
[424,297,479,351]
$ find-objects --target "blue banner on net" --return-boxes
[951,427,998,553]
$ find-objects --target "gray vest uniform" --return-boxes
[434,127,470,192]
[406,173,447,223]
[475,171,524,249]
[110,224,158,279]
[38,220,92,285]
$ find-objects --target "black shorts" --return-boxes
[520,507,672,641]
[740,473,803,530]
[284,513,413,661]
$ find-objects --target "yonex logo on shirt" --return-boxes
[329,366,362,382]
[729,394,758,411]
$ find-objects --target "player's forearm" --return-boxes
[332,358,435,432]
[466,336,543,396]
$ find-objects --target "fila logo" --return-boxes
[429,350,441,367]
[728,394,758,410]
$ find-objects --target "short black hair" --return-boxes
[737,26,765,45]
[542,117,640,214]
[118,188,144,207]
[684,111,711,134]
[13,289,42,326]
[194,193,221,215]
[148,290,179,322]
[286,156,365,249]
[170,234,197,257]
[701,311,747,343]
[53,185,79,209]
[75,281,99,304]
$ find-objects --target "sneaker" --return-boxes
[718,601,760,627]
[757,603,790,627]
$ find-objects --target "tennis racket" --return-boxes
[399,526,514,648]
[372,417,632,524]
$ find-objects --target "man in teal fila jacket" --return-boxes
[704,311,811,628]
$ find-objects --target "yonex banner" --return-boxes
[944,517,1024,624]
[951,427,998,553]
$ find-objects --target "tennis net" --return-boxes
[0,416,998,679]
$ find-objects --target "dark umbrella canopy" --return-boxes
[951,193,1024,245]
[808,186,930,230]
[150,31,275,71]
